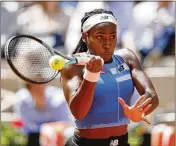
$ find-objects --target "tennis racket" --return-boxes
[5,34,90,84]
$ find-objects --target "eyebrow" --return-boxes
[95,32,117,34]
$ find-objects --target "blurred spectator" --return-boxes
[132,1,175,66]
[1,1,77,57]
[14,83,73,146]
[1,2,36,58]
[16,2,75,53]
[1,2,20,58]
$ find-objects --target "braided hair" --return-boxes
[72,9,115,54]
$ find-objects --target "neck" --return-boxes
[104,57,113,64]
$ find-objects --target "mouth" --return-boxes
[101,52,111,55]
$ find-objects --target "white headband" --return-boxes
[82,13,117,32]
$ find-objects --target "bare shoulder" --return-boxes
[115,48,136,61]
[115,48,141,69]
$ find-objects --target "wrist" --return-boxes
[83,68,100,82]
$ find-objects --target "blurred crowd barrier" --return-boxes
[40,122,74,146]
[151,123,175,146]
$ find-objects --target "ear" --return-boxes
[82,32,88,43]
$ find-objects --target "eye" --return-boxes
[96,36,103,39]
[110,35,116,39]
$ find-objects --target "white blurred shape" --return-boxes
[3,2,19,13]
[63,126,75,142]
[155,8,174,26]
[63,5,75,17]
[133,2,158,27]
[1,34,7,46]
[140,28,154,50]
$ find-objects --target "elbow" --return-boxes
[70,104,87,121]
[156,96,159,108]
[153,94,159,109]
[71,111,86,121]
[156,96,159,106]
[74,114,85,121]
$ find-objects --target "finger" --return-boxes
[100,58,104,70]
[141,117,151,125]
[143,104,152,113]
[87,58,94,67]
[100,57,104,65]
[86,58,95,70]
[97,56,104,69]
[118,97,128,110]
[138,98,152,109]
[134,95,145,107]
[92,56,102,72]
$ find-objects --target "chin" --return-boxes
[102,57,111,62]
[101,54,111,60]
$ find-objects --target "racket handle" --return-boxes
[76,57,90,65]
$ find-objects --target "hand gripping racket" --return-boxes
[5,35,90,84]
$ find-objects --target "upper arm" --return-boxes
[120,48,157,96]
[60,66,82,105]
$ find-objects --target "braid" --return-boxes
[72,9,115,54]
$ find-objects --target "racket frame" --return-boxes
[4,35,68,84]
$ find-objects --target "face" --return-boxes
[83,22,117,61]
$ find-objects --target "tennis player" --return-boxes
[61,9,159,146]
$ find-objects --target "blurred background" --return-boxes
[1,1,175,146]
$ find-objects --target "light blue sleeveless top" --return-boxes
[75,54,134,129]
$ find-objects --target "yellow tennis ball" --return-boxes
[49,55,65,70]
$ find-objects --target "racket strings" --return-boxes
[8,37,58,82]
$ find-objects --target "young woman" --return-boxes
[61,9,159,146]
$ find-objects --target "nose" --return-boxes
[102,39,111,50]
[102,44,110,51]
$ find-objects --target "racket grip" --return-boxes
[76,57,90,65]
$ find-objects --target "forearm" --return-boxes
[69,79,96,120]
[132,71,159,115]
[144,92,159,116]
